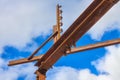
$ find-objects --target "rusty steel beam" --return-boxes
[35,0,119,71]
[8,55,43,66]
[53,25,58,43]
[28,31,58,60]
[56,4,62,39]
[8,38,120,66]
[67,38,120,54]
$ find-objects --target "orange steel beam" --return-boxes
[53,4,63,43]
[8,55,43,66]
[35,0,119,71]
[67,38,120,54]
[8,38,120,66]
[28,31,58,60]
[56,4,62,39]
[53,25,58,43]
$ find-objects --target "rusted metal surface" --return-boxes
[36,71,46,80]
[28,4,62,60]
[8,55,43,66]
[56,4,62,39]
[53,25,58,43]
[35,0,119,71]
[8,38,120,66]
[67,38,120,54]
[28,31,58,60]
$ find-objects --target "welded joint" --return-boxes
[37,68,47,75]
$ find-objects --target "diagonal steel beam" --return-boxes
[28,31,58,60]
[8,38,120,66]
[35,0,119,71]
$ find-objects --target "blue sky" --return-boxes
[0,0,120,80]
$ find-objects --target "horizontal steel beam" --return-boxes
[67,38,120,54]
[8,38,120,66]
[8,55,43,66]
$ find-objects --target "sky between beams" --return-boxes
[0,0,120,80]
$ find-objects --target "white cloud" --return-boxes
[0,0,56,53]
[93,45,120,80]
[0,57,36,80]
[46,45,120,80]
[0,57,5,67]
[78,69,97,80]
[47,67,97,80]
[88,2,120,40]
[47,67,79,80]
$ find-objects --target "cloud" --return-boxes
[88,2,120,40]
[0,57,36,80]
[93,45,120,80]
[47,67,79,80]
[47,67,97,80]
[46,45,120,80]
[0,0,56,54]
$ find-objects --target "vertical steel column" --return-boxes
[56,4,62,40]
[53,25,58,43]
[53,4,63,43]
[36,71,46,80]
[56,4,60,39]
